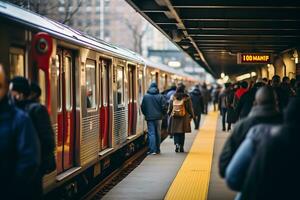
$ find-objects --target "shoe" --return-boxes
[180,146,184,153]
[175,144,179,153]
[169,135,173,139]
[227,128,231,132]
[156,150,161,154]
[222,128,226,131]
[151,152,157,155]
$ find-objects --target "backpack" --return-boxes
[172,97,186,117]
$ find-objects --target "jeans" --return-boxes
[221,108,231,130]
[193,114,201,129]
[174,133,185,146]
[147,120,161,153]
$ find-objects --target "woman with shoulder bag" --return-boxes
[167,83,194,152]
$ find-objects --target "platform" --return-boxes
[102,111,236,200]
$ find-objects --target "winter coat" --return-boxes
[235,88,256,119]
[167,94,194,134]
[189,88,204,115]
[241,124,300,200]
[15,99,56,175]
[225,124,277,192]
[218,105,282,178]
[166,89,176,102]
[0,96,40,199]
[141,85,167,121]
[201,88,210,104]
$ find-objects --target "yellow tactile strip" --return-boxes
[164,111,218,200]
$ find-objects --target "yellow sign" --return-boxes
[237,53,272,64]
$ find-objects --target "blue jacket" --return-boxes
[141,84,167,121]
[0,96,40,198]
[225,124,277,199]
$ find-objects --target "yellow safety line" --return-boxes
[164,111,218,200]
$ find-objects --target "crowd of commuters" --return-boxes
[0,64,55,199]
[216,75,300,200]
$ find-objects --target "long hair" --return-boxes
[174,83,187,100]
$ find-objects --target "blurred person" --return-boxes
[225,87,283,199]
[219,86,282,178]
[262,77,268,85]
[166,82,177,102]
[271,75,286,111]
[235,80,265,119]
[168,83,194,152]
[212,85,221,111]
[0,65,40,199]
[141,82,167,155]
[241,98,300,200]
[201,83,210,114]
[189,84,204,130]
[10,76,56,199]
[218,82,233,131]
[235,81,248,100]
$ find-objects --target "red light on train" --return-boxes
[36,38,49,54]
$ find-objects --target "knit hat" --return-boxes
[10,76,30,97]
[150,82,158,88]
[30,81,42,98]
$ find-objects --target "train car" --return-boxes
[0,2,199,199]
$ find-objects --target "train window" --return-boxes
[86,59,97,109]
[38,69,46,105]
[116,66,124,105]
[64,56,72,110]
[9,47,25,79]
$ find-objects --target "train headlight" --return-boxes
[36,38,49,54]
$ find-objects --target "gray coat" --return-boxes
[167,94,194,134]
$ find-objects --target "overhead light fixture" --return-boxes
[168,61,181,68]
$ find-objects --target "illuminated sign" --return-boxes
[237,53,272,64]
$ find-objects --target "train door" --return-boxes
[128,64,137,136]
[99,58,110,150]
[56,49,76,173]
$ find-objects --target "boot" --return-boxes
[175,144,180,153]
[180,145,184,153]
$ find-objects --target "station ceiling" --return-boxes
[126,0,300,78]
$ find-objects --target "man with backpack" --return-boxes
[141,82,167,155]
[9,76,56,199]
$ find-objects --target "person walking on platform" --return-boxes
[201,83,210,114]
[168,83,194,152]
[219,86,282,178]
[212,85,221,111]
[9,76,56,199]
[240,98,300,200]
[218,82,233,131]
[0,65,40,199]
[189,84,204,130]
[141,82,167,155]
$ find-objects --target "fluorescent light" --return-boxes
[168,61,181,68]
[236,73,251,81]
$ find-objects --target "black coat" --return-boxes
[16,100,56,175]
[235,88,256,119]
[141,86,167,121]
[189,88,204,116]
[0,96,40,199]
[241,125,300,200]
[218,105,283,178]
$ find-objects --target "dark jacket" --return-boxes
[0,96,40,199]
[167,93,194,134]
[235,88,256,119]
[219,105,283,178]
[241,98,300,200]
[225,124,277,192]
[15,99,56,175]
[241,125,299,200]
[141,85,167,121]
[189,88,204,116]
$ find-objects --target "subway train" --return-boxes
[0,2,199,198]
